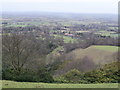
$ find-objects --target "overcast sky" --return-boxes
[2,0,119,14]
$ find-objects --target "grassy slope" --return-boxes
[54,45,119,75]
[93,45,118,52]
[69,45,118,64]
[2,80,118,88]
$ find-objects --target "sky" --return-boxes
[1,0,119,14]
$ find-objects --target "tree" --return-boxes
[2,32,37,74]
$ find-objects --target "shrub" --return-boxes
[36,67,54,83]
[2,68,54,83]
[56,69,82,83]
[55,62,120,84]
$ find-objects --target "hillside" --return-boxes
[54,45,119,76]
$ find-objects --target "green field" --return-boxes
[2,80,118,88]
[53,35,77,43]
[95,31,118,38]
[63,36,76,43]
[93,45,119,52]
[6,24,28,27]
[71,45,119,62]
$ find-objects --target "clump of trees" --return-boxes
[2,31,57,82]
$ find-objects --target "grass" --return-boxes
[6,24,28,27]
[63,36,76,43]
[110,34,119,38]
[95,31,118,38]
[2,80,119,88]
[76,31,90,33]
[72,45,119,62]
[53,35,77,43]
[93,45,119,52]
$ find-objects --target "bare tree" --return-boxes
[2,32,37,74]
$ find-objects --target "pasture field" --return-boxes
[93,45,119,52]
[63,36,77,43]
[71,45,119,62]
[5,24,28,27]
[76,31,90,33]
[53,35,77,43]
[95,31,118,38]
[2,80,119,88]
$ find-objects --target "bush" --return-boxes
[2,68,54,83]
[55,69,82,83]
[3,69,36,82]
[36,67,54,83]
[63,69,81,82]
[38,72,54,83]
[55,62,120,84]
[2,69,16,80]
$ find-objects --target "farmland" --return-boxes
[2,13,119,88]
[53,35,77,43]
[93,45,119,52]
